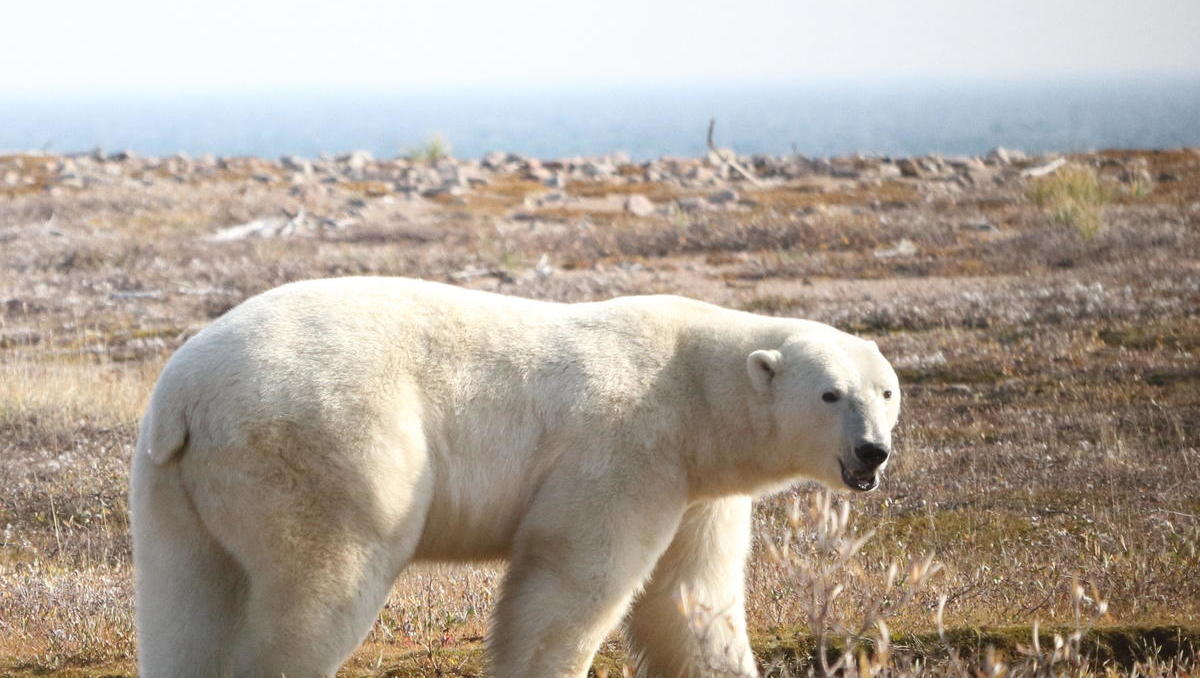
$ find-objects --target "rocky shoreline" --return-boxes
[4,144,1185,246]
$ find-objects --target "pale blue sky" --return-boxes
[4,0,1200,93]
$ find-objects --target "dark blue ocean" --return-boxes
[3,77,1199,160]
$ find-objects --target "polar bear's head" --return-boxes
[747,333,901,492]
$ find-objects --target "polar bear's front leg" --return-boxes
[489,474,686,678]
[625,496,758,678]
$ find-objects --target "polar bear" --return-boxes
[130,276,900,678]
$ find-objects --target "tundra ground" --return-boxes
[1,148,1198,676]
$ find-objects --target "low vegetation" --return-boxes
[1027,163,1109,238]
[406,134,453,165]
[1,148,1198,676]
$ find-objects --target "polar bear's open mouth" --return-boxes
[839,459,879,492]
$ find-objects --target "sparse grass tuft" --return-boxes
[1028,164,1109,238]
[405,134,452,165]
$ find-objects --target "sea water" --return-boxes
[3,77,1198,160]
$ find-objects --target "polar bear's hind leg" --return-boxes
[205,433,432,678]
[131,454,247,678]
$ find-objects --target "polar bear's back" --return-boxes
[144,277,713,466]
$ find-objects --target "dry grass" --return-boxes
[1028,164,1109,238]
[1,149,1198,676]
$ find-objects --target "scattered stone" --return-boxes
[876,164,902,179]
[897,158,923,178]
[339,150,374,172]
[625,194,656,217]
[676,196,708,213]
[526,165,553,182]
[581,161,616,178]
[874,239,918,258]
[481,151,508,170]
[986,147,1026,165]
[58,173,85,189]
[422,183,465,198]
[944,155,986,172]
[961,220,997,232]
[827,159,861,179]
[281,155,313,174]
[707,188,739,205]
[686,166,718,184]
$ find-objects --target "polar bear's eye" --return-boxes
[883,390,893,400]
[821,391,840,403]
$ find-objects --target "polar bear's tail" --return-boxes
[136,375,189,464]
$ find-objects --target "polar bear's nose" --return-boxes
[854,442,890,467]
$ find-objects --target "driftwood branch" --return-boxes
[706,118,762,186]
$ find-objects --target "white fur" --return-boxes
[130,276,901,678]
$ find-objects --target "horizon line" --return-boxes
[5,70,1200,98]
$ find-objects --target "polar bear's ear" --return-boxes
[747,349,781,394]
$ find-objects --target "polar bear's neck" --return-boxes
[673,313,812,499]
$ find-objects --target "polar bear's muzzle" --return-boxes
[838,442,890,492]
[838,458,879,492]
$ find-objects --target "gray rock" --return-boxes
[339,150,374,172]
[281,155,313,174]
[986,147,1026,165]
[961,220,997,232]
[481,151,508,170]
[58,174,85,189]
[423,184,465,198]
[945,155,986,171]
[874,239,918,258]
[526,166,553,182]
[625,194,656,217]
[897,158,923,178]
[581,161,616,178]
[676,196,708,213]
[707,188,739,204]
[876,163,902,179]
